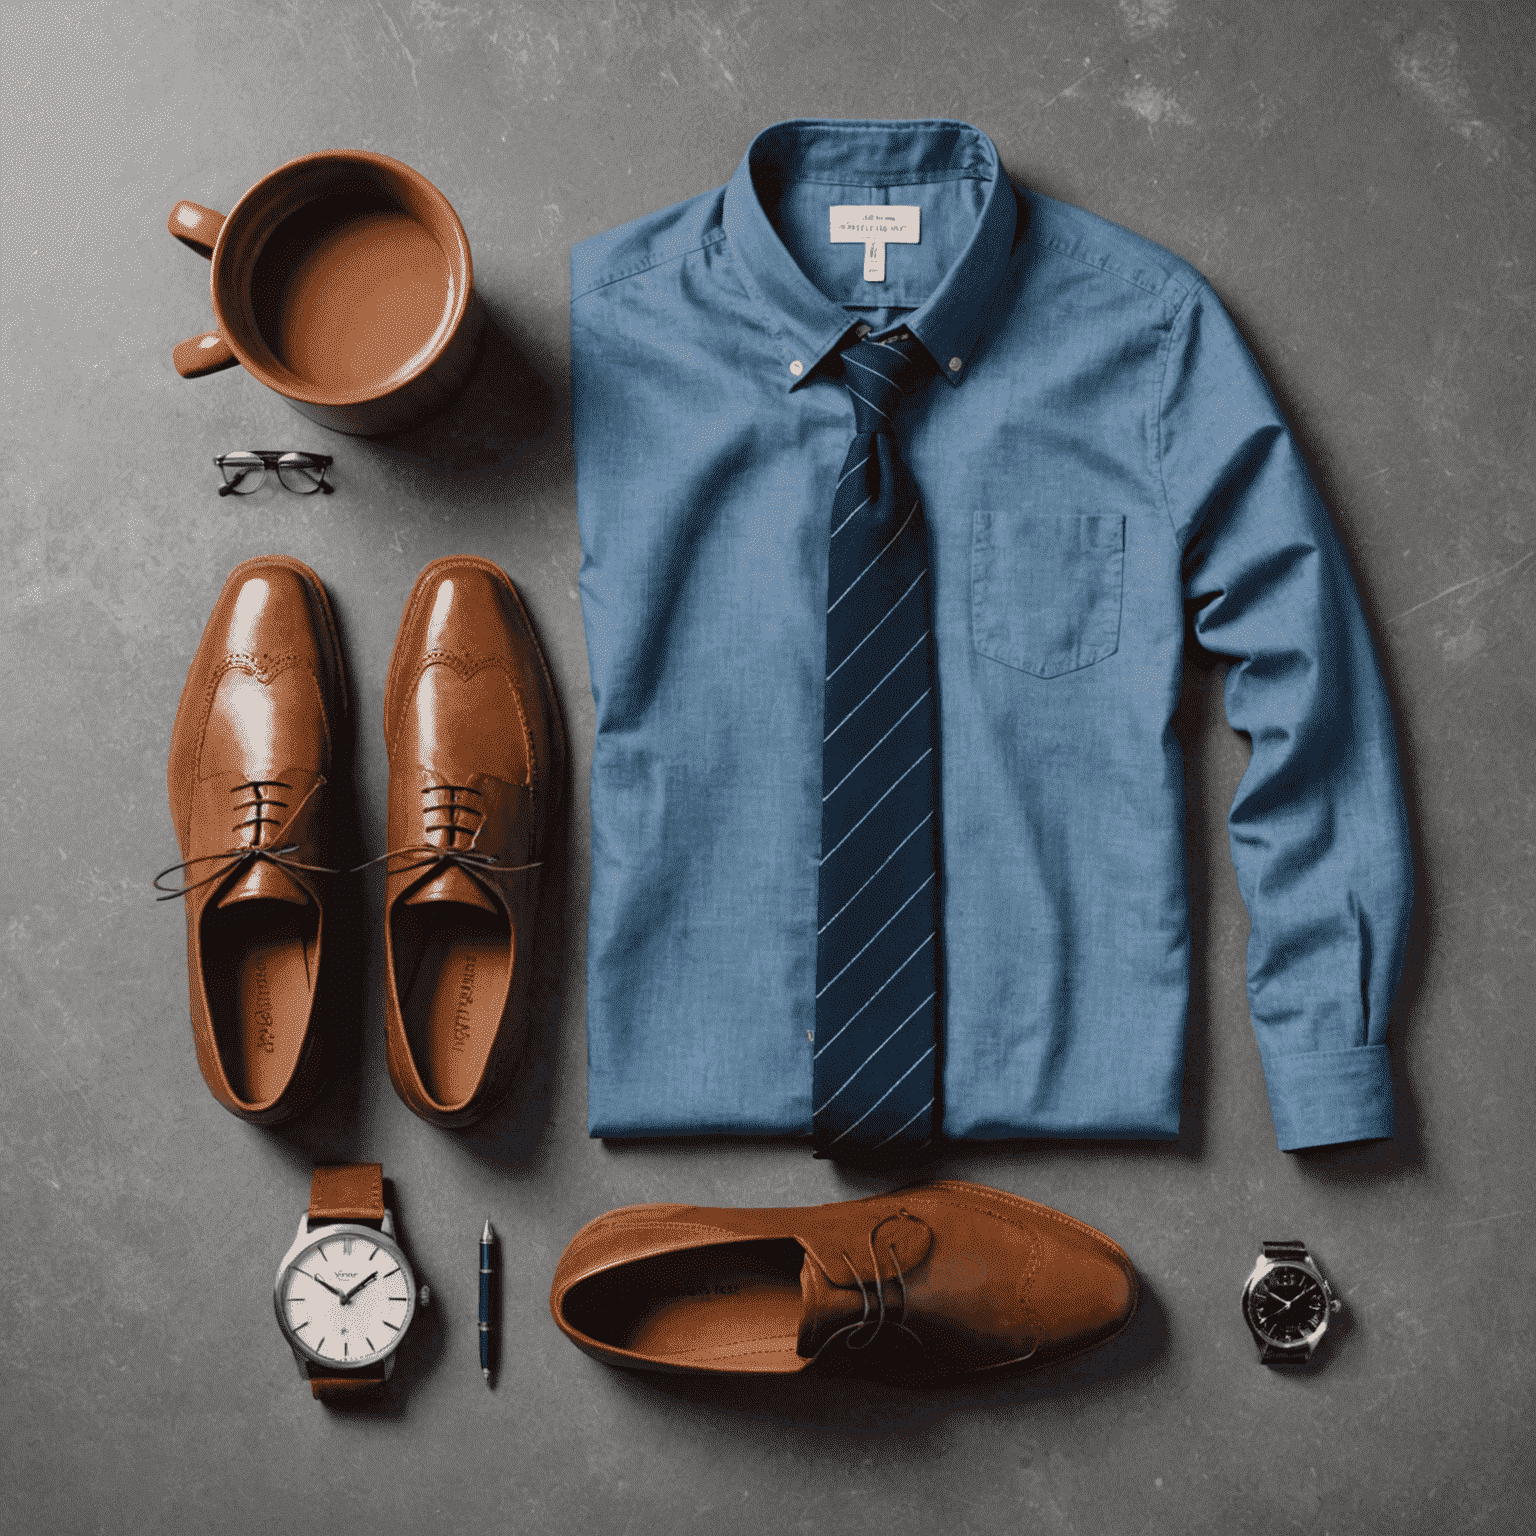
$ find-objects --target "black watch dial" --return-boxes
[1247,1263,1329,1345]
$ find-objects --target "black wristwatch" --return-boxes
[1241,1239,1341,1366]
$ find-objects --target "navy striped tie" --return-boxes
[813,332,941,1161]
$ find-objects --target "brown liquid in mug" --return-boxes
[251,188,452,392]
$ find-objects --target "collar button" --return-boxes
[948,356,963,372]
[789,359,804,376]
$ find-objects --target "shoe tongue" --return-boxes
[796,1252,870,1358]
[405,865,499,913]
[216,860,311,908]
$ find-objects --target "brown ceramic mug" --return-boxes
[169,150,484,436]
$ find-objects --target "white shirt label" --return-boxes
[830,205,920,282]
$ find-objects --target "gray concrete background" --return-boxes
[2,1,1531,1531]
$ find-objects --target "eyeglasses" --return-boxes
[214,451,334,496]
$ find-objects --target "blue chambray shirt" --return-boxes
[571,118,1411,1152]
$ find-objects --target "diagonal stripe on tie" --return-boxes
[814,992,937,1113]
[814,933,933,1060]
[827,1046,936,1146]
[818,748,932,866]
[825,570,926,680]
[823,689,933,803]
[827,501,921,614]
[824,632,929,741]
[830,495,871,540]
[872,1096,936,1150]
[813,332,943,1163]
[815,871,935,998]
[818,813,934,935]
[837,454,871,489]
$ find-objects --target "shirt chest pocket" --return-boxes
[970,511,1126,678]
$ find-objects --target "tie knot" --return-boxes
[840,335,931,434]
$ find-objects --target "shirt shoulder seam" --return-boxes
[1024,228,1194,313]
[572,226,730,303]
[1153,277,1207,544]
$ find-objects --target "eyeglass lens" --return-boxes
[275,453,327,494]
[218,451,266,495]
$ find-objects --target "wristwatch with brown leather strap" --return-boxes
[273,1164,427,1401]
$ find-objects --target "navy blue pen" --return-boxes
[479,1219,494,1387]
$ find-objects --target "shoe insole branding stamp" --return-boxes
[203,899,317,1105]
[396,906,511,1106]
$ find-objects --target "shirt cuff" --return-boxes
[1260,1044,1396,1151]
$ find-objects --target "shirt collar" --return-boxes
[721,117,1018,391]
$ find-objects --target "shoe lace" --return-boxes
[821,1208,929,1356]
[153,776,336,900]
[351,783,541,884]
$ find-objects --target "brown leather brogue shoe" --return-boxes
[161,556,346,1123]
[550,1180,1137,1381]
[380,556,566,1126]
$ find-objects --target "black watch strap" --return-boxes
[1259,1342,1310,1366]
[1256,1239,1323,1367]
[1261,1239,1308,1262]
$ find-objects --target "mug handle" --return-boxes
[173,331,239,377]
[167,200,225,256]
[167,201,239,376]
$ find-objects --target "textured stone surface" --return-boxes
[2,1,1531,1531]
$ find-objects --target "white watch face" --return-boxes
[277,1227,415,1369]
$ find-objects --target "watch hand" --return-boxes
[303,1270,344,1299]
[341,1271,380,1304]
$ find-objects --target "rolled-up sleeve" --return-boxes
[1159,280,1413,1151]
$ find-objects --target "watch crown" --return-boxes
[419,1285,431,1307]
